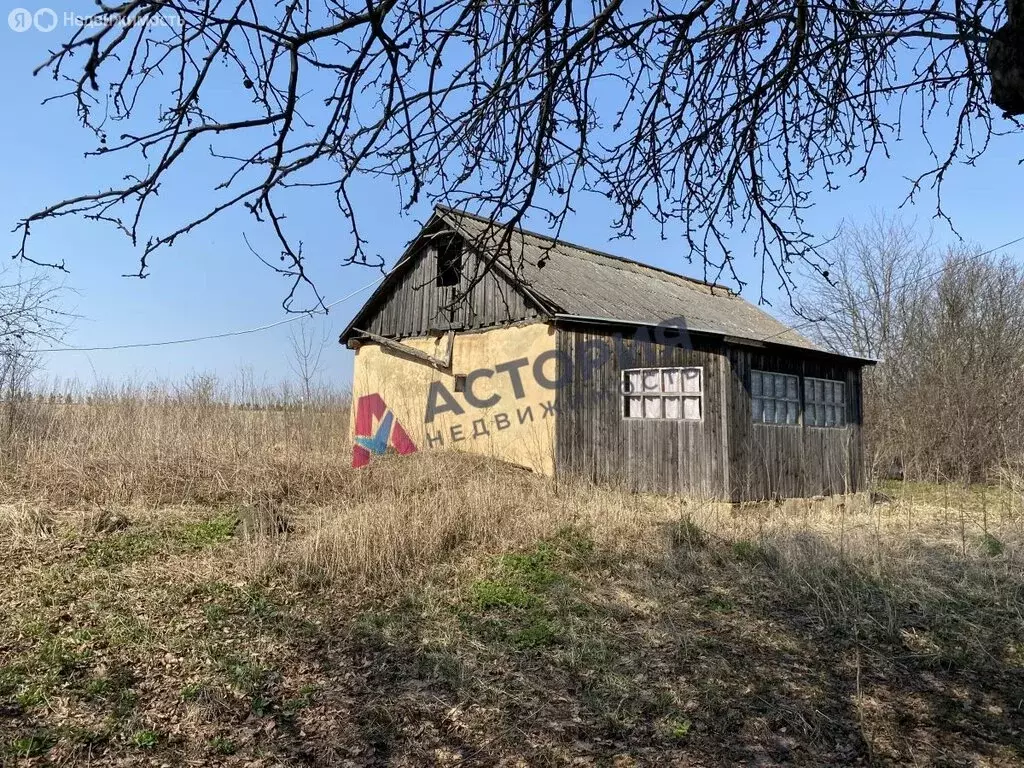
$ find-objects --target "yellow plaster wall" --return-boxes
[350,322,558,474]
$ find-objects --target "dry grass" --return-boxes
[0,393,352,506]
[0,395,1023,765]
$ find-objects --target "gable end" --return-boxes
[341,217,547,343]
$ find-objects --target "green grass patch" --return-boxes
[210,737,237,755]
[703,592,735,612]
[499,543,560,589]
[81,665,135,701]
[203,603,228,624]
[66,726,110,749]
[215,652,277,707]
[470,541,564,610]
[662,716,692,742]
[131,729,158,749]
[180,681,208,702]
[14,683,47,709]
[471,579,539,610]
[176,515,237,549]
[512,616,560,649]
[82,532,164,567]
[465,537,588,651]
[281,684,318,714]
[8,729,56,758]
[0,664,25,697]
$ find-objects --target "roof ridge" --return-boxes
[435,204,735,295]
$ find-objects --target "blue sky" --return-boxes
[1,7,1022,393]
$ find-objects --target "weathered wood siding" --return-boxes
[555,325,729,497]
[362,241,540,339]
[725,347,864,501]
[554,326,866,501]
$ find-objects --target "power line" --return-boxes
[36,274,385,354]
[762,232,1024,345]
[37,229,1024,354]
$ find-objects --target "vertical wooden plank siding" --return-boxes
[555,327,866,501]
[724,346,865,501]
[364,243,540,339]
[555,325,728,498]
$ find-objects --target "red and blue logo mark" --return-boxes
[352,394,417,468]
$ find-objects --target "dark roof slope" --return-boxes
[436,207,822,353]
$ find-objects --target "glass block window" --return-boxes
[622,367,702,421]
[751,370,800,425]
[805,377,847,427]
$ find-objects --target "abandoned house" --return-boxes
[341,206,874,501]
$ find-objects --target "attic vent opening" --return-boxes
[436,240,462,288]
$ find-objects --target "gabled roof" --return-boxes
[342,206,871,363]
[435,207,824,352]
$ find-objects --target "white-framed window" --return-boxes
[805,377,847,427]
[622,367,703,421]
[751,370,800,425]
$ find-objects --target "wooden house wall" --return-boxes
[554,326,866,501]
[724,347,865,501]
[554,326,730,497]
[363,242,540,339]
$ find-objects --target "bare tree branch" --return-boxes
[12,1,1019,308]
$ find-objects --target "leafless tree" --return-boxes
[0,269,69,453]
[12,1,1022,308]
[796,217,1024,483]
[288,318,329,402]
[791,216,933,478]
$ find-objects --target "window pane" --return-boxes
[752,397,763,422]
[642,371,660,392]
[764,400,775,423]
[664,396,681,419]
[751,372,762,396]
[786,376,798,400]
[786,401,798,424]
[816,380,825,401]
[625,371,641,393]
[682,368,701,394]
[627,396,643,418]
[663,369,681,393]
[643,396,661,418]
[836,382,845,405]
[773,374,784,397]
[683,396,701,420]
[825,406,836,426]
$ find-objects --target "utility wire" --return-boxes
[761,232,1024,345]
[36,274,386,353]
[35,230,1024,354]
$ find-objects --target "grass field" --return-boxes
[0,400,1023,765]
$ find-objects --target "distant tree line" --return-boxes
[796,216,1024,484]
